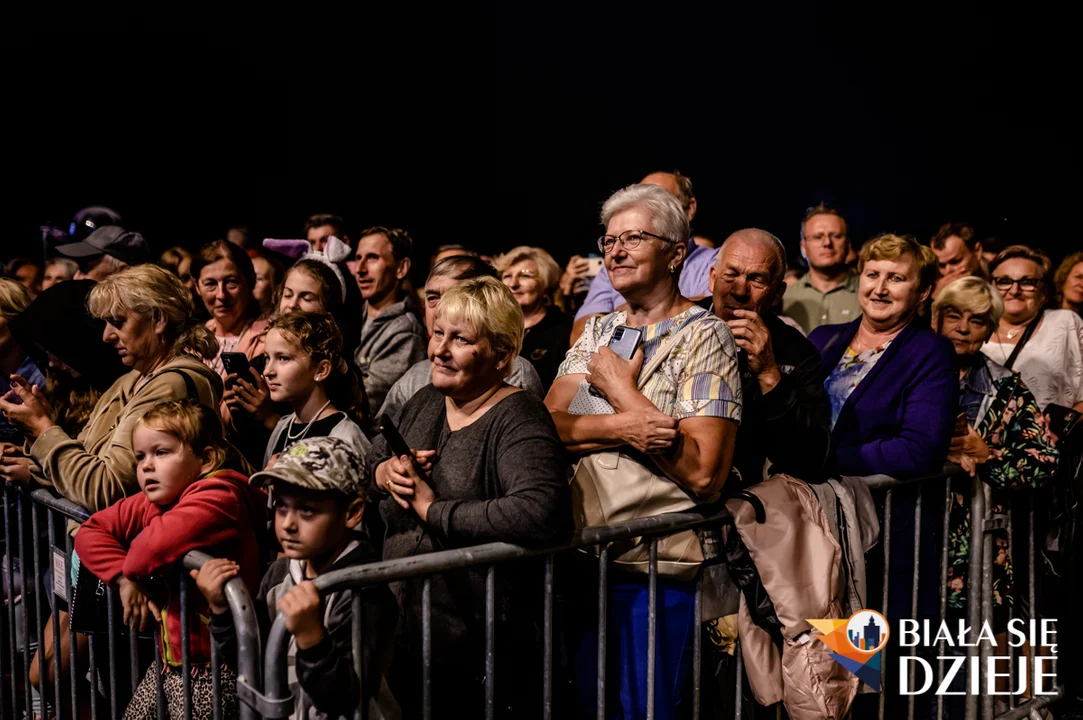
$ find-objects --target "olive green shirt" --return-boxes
[782,272,861,333]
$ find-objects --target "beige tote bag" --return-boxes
[570,318,711,580]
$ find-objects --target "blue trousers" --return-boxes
[575,579,697,720]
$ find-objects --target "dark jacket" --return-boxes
[210,532,397,720]
[521,306,573,391]
[731,313,833,486]
[8,279,127,389]
[809,318,957,479]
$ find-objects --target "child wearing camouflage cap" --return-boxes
[193,436,397,720]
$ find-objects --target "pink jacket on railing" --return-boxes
[75,470,266,666]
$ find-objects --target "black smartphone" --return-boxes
[374,414,425,476]
[374,415,412,457]
[588,325,644,398]
[220,352,251,377]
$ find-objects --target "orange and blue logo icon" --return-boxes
[807,610,890,691]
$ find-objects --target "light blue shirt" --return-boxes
[574,243,721,320]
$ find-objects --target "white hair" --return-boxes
[600,184,691,246]
[46,258,79,278]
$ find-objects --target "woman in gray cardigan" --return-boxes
[370,276,571,719]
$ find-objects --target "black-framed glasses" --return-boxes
[992,276,1041,293]
[597,229,677,256]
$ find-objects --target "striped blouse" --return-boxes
[556,305,742,423]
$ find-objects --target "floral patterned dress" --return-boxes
[945,355,1060,627]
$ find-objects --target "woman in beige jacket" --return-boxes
[0,264,225,711]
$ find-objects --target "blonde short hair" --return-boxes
[138,399,229,472]
[0,278,32,321]
[434,276,523,377]
[495,246,562,301]
[858,233,938,295]
[931,276,1004,331]
[88,264,219,361]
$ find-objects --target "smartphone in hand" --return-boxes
[220,352,251,377]
[588,326,643,398]
[374,414,425,476]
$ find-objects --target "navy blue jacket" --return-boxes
[810,318,957,479]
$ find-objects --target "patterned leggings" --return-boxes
[123,663,238,720]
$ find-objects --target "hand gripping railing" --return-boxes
[0,485,263,720]
[253,467,1069,720]
[256,508,725,720]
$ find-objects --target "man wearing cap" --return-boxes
[56,225,150,282]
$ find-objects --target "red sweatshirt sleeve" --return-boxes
[74,495,151,584]
[122,477,251,581]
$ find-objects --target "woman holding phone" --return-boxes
[193,239,271,463]
[0,264,224,712]
[544,184,741,720]
[370,276,570,719]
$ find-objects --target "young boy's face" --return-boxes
[273,483,363,565]
[133,426,208,505]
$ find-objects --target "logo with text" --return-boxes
[808,610,890,691]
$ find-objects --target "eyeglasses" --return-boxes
[992,276,1041,293]
[597,229,677,256]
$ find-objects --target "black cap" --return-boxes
[55,225,149,266]
[69,206,122,242]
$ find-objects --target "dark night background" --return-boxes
[4,4,1079,286]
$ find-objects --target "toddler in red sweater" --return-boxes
[75,399,266,720]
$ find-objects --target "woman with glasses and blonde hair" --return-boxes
[496,245,572,390]
[545,184,741,719]
[982,245,1083,413]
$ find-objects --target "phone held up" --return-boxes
[588,325,643,398]
[220,352,254,386]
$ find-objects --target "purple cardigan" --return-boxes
[809,318,957,479]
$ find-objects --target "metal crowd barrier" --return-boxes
[865,470,1063,720]
[253,468,1067,720]
[0,484,262,720]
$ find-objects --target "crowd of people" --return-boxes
[0,172,1080,719]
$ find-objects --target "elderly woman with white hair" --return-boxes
[545,184,741,719]
[933,276,1058,630]
[370,275,571,719]
[497,245,572,390]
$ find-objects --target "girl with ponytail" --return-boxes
[261,311,370,467]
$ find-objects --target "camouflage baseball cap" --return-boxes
[250,436,367,497]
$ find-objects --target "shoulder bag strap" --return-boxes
[1004,313,1042,371]
[635,310,708,390]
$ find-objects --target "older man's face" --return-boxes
[709,238,782,321]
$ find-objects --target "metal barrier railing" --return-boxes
[0,484,262,720]
[255,468,1067,720]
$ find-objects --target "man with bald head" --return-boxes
[569,170,720,343]
[705,229,831,485]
